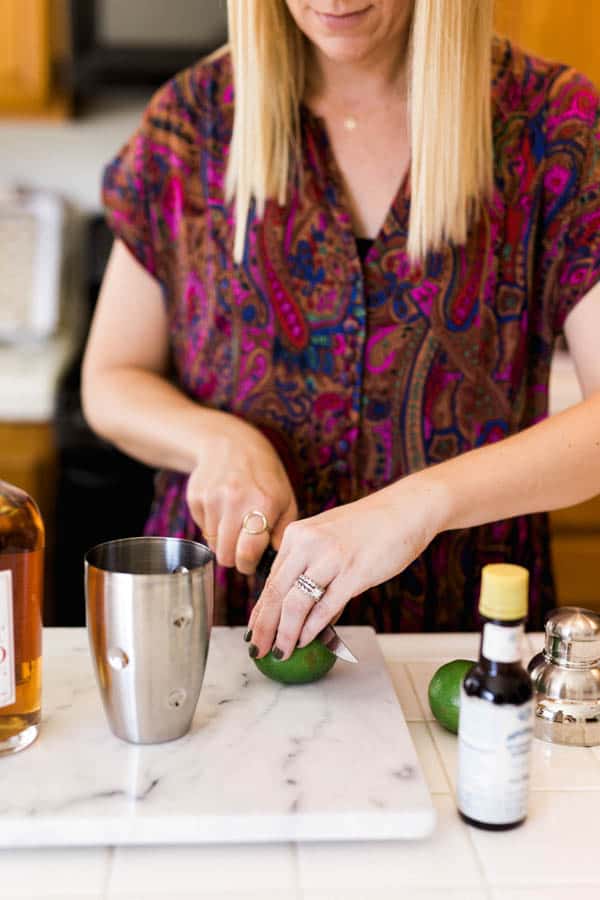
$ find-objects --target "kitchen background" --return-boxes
[0,0,598,627]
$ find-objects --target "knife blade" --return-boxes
[317,624,359,663]
[255,546,359,664]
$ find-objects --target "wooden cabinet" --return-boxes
[0,423,56,523]
[0,422,57,623]
[0,0,69,116]
[496,0,600,86]
[550,500,600,611]
[0,0,51,113]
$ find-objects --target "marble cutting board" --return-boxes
[0,627,436,847]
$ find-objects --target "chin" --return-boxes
[311,34,375,63]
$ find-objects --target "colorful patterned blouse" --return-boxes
[102,38,600,632]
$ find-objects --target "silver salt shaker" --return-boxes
[528,607,600,747]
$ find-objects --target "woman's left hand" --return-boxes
[246,474,448,659]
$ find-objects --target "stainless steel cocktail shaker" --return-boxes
[85,537,214,744]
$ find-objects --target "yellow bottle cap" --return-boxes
[479,563,529,621]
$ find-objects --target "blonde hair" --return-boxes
[226,0,494,262]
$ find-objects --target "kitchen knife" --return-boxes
[256,545,277,581]
[255,546,359,663]
[317,624,358,663]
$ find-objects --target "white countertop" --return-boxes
[0,332,78,422]
[548,348,583,415]
[1,628,599,899]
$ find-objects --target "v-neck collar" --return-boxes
[300,103,411,263]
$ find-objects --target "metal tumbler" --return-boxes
[85,537,214,744]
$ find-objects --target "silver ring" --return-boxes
[295,573,326,603]
[241,510,270,536]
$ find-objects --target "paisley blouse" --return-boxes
[102,38,600,631]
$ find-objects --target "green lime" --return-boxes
[254,640,337,685]
[427,659,476,734]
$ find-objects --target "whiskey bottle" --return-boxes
[457,563,533,829]
[0,479,43,754]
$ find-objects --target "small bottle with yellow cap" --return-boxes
[457,563,534,830]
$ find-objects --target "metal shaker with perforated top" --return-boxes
[528,607,600,747]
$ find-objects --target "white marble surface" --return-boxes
[0,627,434,848]
[2,629,600,899]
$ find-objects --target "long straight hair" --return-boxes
[226,0,494,263]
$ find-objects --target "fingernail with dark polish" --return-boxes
[272,646,284,660]
[243,629,253,643]
[248,644,259,659]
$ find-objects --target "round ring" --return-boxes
[295,573,326,603]
[241,510,270,536]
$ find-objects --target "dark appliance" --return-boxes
[53,216,155,625]
[69,0,228,107]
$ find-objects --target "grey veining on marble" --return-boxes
[0,627,435,847]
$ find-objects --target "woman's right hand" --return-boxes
[82,240,296,575]
[186,418,298,575]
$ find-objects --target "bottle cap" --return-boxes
[479,563,529,621]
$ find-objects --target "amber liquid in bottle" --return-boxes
[0,480,43,754]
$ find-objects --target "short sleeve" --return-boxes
[101,72,204,288]
[540,69,600,334]
[102,107,162,280]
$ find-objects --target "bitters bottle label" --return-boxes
[0,571,16,708]
[457,688,533,825]
[481,622,522,663]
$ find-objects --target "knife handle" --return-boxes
[256,545,277,581]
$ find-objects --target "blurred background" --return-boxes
[0,0,598,626]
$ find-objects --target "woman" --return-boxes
[82,1,600,662]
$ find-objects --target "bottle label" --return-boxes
[481,622,523,663]
[0,571,16,708]
[457,688,533,825]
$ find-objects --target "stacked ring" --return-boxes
[295,573,326,603]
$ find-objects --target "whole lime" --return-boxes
[254,640,337,685]
[427,659,476,734]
